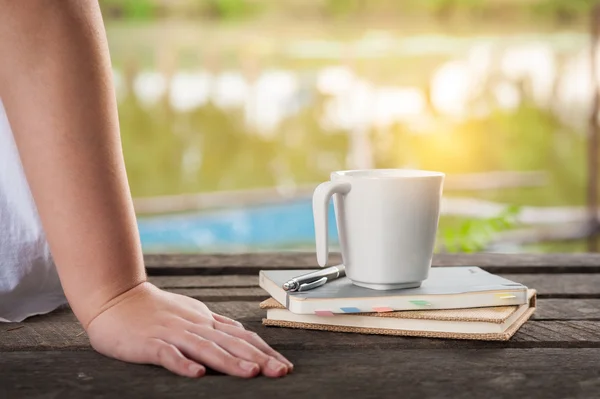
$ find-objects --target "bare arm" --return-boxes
[0,0,291,378]
[0,1,143,325]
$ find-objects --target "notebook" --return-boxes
[261,289,537,341]
[259,267,528,314]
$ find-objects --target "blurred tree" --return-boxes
[100,0,156,20]
[532,0,595,24]
[205,0,257,20]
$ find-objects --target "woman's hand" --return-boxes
[86,282,293,378]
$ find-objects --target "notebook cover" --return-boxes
[261,290,536,341]
[259,267,528,314]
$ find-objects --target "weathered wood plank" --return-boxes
[144,253,338,275]
[10,298,600,329]
[7,298,600,327]
[4,318,600,351]
[2,349,599,399]
[3,302,265,325]
[149,274,600,298]
[168,287,268,301]
[533,299,600,320]
[149,275,257,288]
[144,253,600,275]
[248,320,600,349]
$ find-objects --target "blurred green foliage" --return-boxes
[100,0,156,20]
[117,81,587,211]
[99,0,597,24]
[532,0,596,23]
[440,205,521,253]
[208,0,253,19]
[118,87,349,196]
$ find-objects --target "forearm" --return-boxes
[0,1,145,326]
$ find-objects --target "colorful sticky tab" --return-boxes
[314,310,335,316]
[497,294,517,299]
[372,307,394,313]
[340,307,361,313]
[410,300,432,307]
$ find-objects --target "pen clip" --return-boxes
[298,277,327,292]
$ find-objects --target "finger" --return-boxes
[173,332,260,378]
[169,307,216,329]
[146,338,206,378]
[212,313,245,329]
[215,322,294,372]
[187,325,287,378]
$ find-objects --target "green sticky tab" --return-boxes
[410,300,432,307]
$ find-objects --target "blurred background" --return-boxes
[99,0,600,254]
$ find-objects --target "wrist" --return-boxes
[70,278,151,330]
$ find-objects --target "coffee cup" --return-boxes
[312,169,444,290]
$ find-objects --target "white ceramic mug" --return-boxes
[313,169,445,290]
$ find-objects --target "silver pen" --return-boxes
[282,264,345,292]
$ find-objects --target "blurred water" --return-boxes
[138,200,339,253]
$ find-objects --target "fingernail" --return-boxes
[189,364,204,376]
[279,356,293,369]
[239,360,259,372]
[268,358,286,373]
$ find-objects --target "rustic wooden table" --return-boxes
[2,253,600,399]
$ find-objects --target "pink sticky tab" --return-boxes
[372,307,394,313]
[315,310,335,316]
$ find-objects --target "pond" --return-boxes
[138,199,335,253]
[105,21,597,253]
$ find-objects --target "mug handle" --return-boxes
[312,181,351,267]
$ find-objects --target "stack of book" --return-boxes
[259,267,536,341]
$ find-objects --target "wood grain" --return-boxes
[148,275,258,288]
[2,349,600,399]
[9,298,600,327]
[148,274,600,298]
[6,297,600,324]
[166,287,268,302]
[534,299,600,320]
[144,253,600,275]
[4,318,600,351]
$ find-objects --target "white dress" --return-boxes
[0,99,67,322]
